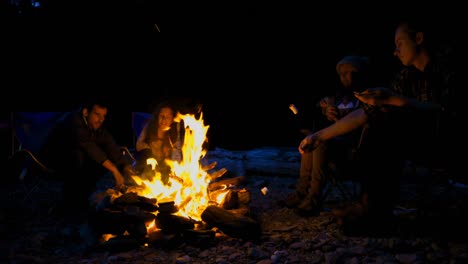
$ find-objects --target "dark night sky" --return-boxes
[2,1,459,149]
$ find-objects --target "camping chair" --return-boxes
[8,112,69,181]
[131,111,152,149]
[287,104,363,207]
[7,112,70,218]
[319,125,368,207]
[8,112,137,210]
[10,111,139,176]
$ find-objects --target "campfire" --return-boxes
[89,112,261,251]
[129,111,216,220]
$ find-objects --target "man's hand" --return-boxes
[298,133,322,154]
[102,159,126,191]
[112,170,125,192]
[123,164,136,177]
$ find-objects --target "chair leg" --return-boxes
[335,180,354,202]
[321,173,357,206]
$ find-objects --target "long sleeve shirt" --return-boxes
[41,109,131,172]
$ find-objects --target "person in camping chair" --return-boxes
[40,98,135,218]
[281,54,376,217]
[298,18,455,236]
[135,100,185,184]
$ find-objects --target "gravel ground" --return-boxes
[2,148,468,263]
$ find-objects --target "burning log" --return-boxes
[178,196,192,210]
[169,174,184,184]
[201,205,261,240]
[112,192,158,212]
[208,187,251,210]
[207,167,228,181]
[208,176,246,192]
[202,161,218,172]
[155,214,197,234]
[89,206,155,238]
[208,189,229,204]
[219,189,238,210]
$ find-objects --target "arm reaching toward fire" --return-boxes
[299,108,368,154]
[102,159,125,191]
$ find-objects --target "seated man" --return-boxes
[299,19,455,235]
[40,98,135,219]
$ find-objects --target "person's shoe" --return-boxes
[279,192,305,208]
[295,196,321,217]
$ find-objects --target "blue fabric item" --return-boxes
[132,112,152,139]
[14,112,70,153]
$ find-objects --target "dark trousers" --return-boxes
[59,159,104,218]
[299,133,359,202]
[356,122,404,215]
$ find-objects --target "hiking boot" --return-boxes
[278,192,305,208]
[295,195,321,217]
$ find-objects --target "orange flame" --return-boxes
[129,112,227,221]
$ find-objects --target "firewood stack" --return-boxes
[87,190,157,251]
[87,175,261,252]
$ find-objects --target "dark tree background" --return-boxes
[2,1,458,150]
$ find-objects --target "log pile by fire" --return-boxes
[86,112,261,252]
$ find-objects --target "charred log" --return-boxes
[147,230,182,248]
[123,205,158,223]
[89,207,155,237]
[201,205,261,240]
[89,209,128,235]
[227,206,250,216]
[155,214,196,234]
[112,192,158,212]
[182,229,216,246]
[237,189,251,205]
[157,201,178,214]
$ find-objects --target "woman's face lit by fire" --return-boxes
[158,107,175,131]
